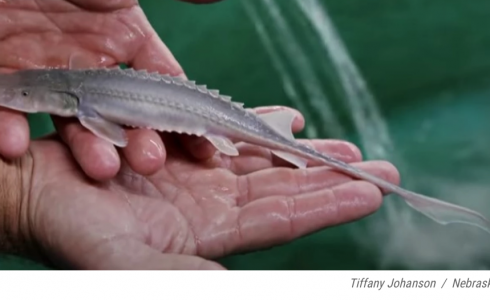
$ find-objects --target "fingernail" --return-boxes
[143,138,164,160]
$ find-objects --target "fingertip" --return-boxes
[0,121,29,158]
[86,141,121,181]
[328,140,363,162]
[291,111,305,132]
[122,129,166,176]
[367,160,401,188]
[384,161,401,186]
[0,109,29,159]
[72,136,120,181]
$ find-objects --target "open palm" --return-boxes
[21,132,398,270]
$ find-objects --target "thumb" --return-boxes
[78,239,226,270]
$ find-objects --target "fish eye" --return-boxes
[21,90,29,97]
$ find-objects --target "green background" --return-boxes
[2,0,490,270]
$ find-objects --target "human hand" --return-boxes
[1,122,399,269]
[0,0,228,182]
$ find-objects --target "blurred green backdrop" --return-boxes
[2,0,490,270]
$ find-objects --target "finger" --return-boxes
[230,180,384,254]
[130,28,184,77]
[294,139,363,167]
[121,128,166,176]
[0,108,30,159]
[81,239,225,270]
[52,116,120,181]
[175,105,306,162]
[237,160,400,206]
[216,139,363,176]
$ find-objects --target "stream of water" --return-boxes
[242,0,490,269]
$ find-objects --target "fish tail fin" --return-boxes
[398,189,490,233]
[303,145,490,234]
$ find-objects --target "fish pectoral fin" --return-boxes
[204,134,239,156]
[257,109,297,141]
[271,150,308,169]
[78,112,128,147]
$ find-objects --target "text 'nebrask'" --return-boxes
[453,278,490,288]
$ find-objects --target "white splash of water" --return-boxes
[241,0,345,139]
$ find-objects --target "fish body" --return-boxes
[1,67,489,234]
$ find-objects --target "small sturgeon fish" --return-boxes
[0,66,489,234]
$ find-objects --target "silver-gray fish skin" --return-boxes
[0,67,489,234]
[6,68,299,150]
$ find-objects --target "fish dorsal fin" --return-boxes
[197,85,207,92]
[258,110,308,169]
[208,89,219,98]
[169,76,184,86]
[258,110,297,141]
